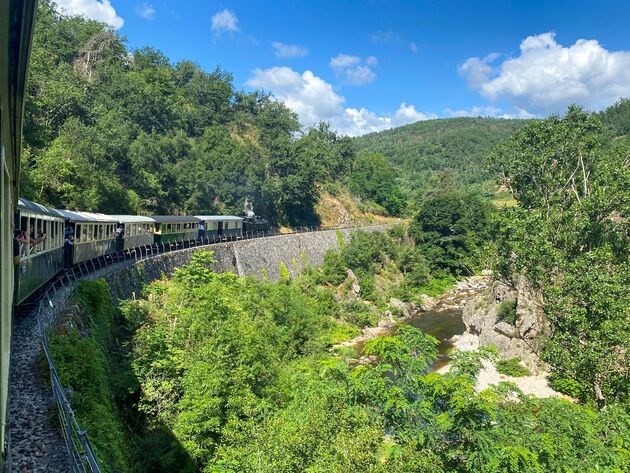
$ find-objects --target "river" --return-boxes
[346,276,490,371]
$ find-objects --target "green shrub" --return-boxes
[50,280,131,473]
[321,250,347,285]
[450,345,499,377]
[416,273,457,297]
[340,300,376,328]
[496,358,530,377]
[279,261,291,281]
[549,374,588,400]
[497,300,517,325]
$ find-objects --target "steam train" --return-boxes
[14,197,272,305]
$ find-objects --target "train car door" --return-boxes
[218,221,224,236]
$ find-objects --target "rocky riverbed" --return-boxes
[338,274,569,400]
[339,276,491,366]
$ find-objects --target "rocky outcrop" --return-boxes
[461,278,547,373]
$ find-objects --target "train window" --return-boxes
[75,224,80,241]
[82,225,87,242]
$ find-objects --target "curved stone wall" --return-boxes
[96,225,391,300]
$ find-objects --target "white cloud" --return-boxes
[330,54,361,69]
[54,0,124,29]
[369,30,404,44]
[394,102,437,124]
[445,105,535,119]
[135,3,155,20]
[445,105,503,118]
[410,42,418,53]
[211,9,239,36]
[460,32,630,114]
[246,66,435,136]
[272,42,308,59]
[329,53,377,86]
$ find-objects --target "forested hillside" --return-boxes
[21,2,404,225]
[354,118,527,196]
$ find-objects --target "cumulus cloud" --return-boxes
[272,42,308,59]
[211,9,239,36]
[445,105,535,119]
[135,3,155,20]
[460,32,630,113]
[329,54,377,86]
[54,0,124,29]
[246,66,435,136]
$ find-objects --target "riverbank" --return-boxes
[438,332,571,400]
[338,274,570,400]
[337,275,491,364]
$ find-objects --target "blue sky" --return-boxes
[56,0,630,135]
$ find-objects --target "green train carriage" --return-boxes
[0,0,38,467]
[14,198,65,304]
[151,215,199,244]
[195,215,243,238]
[110,215,156,250]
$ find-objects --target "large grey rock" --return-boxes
[389,297,417,319]
[514,275,547,349]
[461,277,546,373]
[346,268,361,298]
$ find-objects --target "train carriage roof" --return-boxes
[151,215,200,224]
[17,197,63,219]
[54,209,117,223]
[195,215,243,222]
[110,215,156,224]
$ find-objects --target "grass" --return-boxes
[491,191,518,208]
[496,358,531,377]
[497,300,517,325]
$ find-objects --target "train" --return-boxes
[1,1,38,468]
[14,197,273,305]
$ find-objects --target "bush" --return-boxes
[450,345,498,377]
[549,374,588,400]
[339,300,377,328]
[341,231,387,272]
[497,300,517,325]
[496,358,530,377]
[50,281,131,473]
[321,250,346,285]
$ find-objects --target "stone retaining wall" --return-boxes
[96,225,391,301]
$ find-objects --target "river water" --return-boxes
[350,305,467,371]
[407,307,466,371]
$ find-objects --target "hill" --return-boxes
[21,1,400,227]
[354,117,529,195]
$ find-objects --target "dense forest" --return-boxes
[22,1,407,225]
[353,117,527,199]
